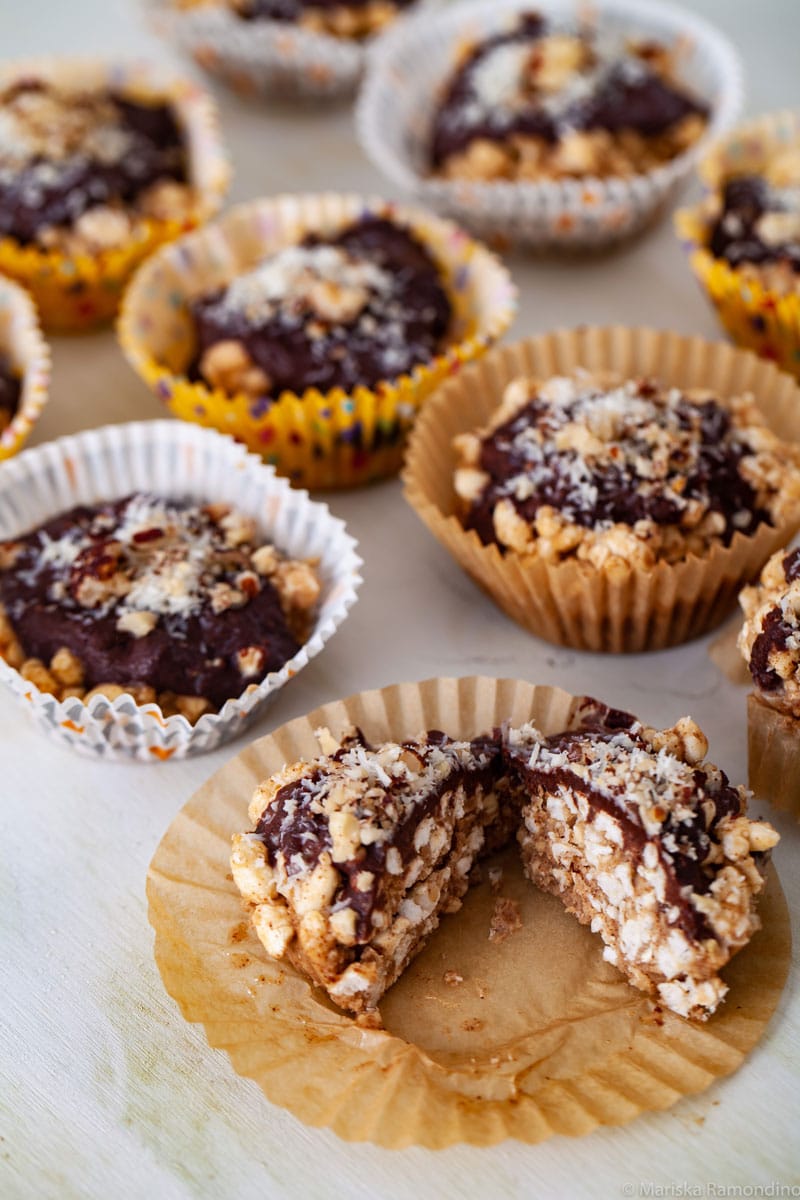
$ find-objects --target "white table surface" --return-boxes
[2,1,799,1197]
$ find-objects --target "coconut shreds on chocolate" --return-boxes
[453,370,800,568]
[231,703,777,1020]
[0,493,321,720]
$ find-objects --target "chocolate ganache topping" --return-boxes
[709,174,800,274]
[430,11,708,170]
[0,494,317,708]
[191,215,452,400]
[0,79,188,246]
[464,376,769,551]
[237,0,414,21]
[0,352,21,429]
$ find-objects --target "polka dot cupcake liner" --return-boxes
[0,276,50,462]
[0,58,230,333]
[675,111,800,380]
[0,421,362,760]
[356,0,742,248]
[117,192,516,489]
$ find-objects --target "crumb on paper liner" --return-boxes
[0,276,50,461]
[146,676,790,1149]
[0,58,230,333]
[402,326,800,654]
[118,193,516,489]
[675,112,800,381]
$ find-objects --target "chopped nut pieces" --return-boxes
[231,706,778,1021]
[708,150,800,296]
[230,0,413,40]
[455,370,800,568]
[739,546,800,717]
[191,216,452,400]
[0,78,192,254]
[0,493,322,720]
[430,15,708,182]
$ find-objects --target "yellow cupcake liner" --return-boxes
[118,192,517,489]
[0,58,230,334]
[0,275,50,461]
[675,111,800,379]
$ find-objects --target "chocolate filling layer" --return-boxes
[709,175,800,273]
[0,353,21,424]
[191,215,452,400]
[430,13,707,168]
[0,496,300,707]
[0,80,188,245]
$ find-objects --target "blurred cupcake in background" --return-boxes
[0,59,229,332]
[676,111,800,380]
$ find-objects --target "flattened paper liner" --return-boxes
[119,192,515,489]
[357,0,742,248]
[675,112,800,380]
[403,326,800,653]
[0,58,229,332]
[147,676,790,1149]
[0,421,361,760]
[747,695,800,821]
[0,276,50,462]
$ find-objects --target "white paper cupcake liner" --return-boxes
[148,0,425,99]
[0,276,50,462]
[0,421,362,761]
[356,0,743,248]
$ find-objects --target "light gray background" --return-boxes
[2,2,799,1198]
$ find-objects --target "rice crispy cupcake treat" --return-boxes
[738,546,800,817]
[0,421,361,759]
[403,327,800,652]
[0,275,49,461]
[231,702,777,1021]
[119,193,515,489]
[0,59,229,332]
[676,111,800,379]
[357,0,741,247]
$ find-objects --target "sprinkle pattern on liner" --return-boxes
[429,11,708,182]
[0,492,322,716]
[739,545,800,718]
[453,370,800,569]
[231,704,778,1021]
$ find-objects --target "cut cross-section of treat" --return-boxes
[230,726,521,1014]
[231,701,778,1020]
[507,706,778,1020]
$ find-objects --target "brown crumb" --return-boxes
[355,1010,384,1031]
[488,865,504,894]
[488,897,523,943]
[443,969,464,987]
[461,1017,484,1032]
[229,921,249,944]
